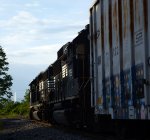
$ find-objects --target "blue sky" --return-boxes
[0,0,92,101]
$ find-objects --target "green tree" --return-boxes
[23,89,30,103]
[0,46,13,102]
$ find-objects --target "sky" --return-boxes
[0,0,93,101]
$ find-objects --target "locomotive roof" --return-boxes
[72,24,89,44]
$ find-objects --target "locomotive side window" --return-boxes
[62,64,68,78]
[68,69,72,77]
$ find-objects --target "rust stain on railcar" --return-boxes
[101,0,104,49]
[109,0,112,48]
[104,2,108,45]
[130,0,134,34]
[135,0,141,26]
[143,0,148,32]
[113,1,117,30]
[123,0,128,38]
[112,0,119,44]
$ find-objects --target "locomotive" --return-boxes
[29,0,150,137]
[29,25,92,126]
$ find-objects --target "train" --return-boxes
[29,0,150,137]
[29,25,91,126]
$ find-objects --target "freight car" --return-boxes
[90,0,150,121]
[90,0,150,136]
[29,0,150,137]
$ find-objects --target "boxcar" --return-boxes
[90,0,150,135]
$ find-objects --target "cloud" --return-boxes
[0,11,39,29]
[8,44,60,57]
[25,2,40,8]
[6,44,62,65]
[0,10,86,30]
[0,10,87,48]
[12,11,38,25]
[0,9,88,65]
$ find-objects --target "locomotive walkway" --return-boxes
[0,118,138,140]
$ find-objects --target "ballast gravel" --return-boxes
[0,119,103,140]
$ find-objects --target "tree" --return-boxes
[22,89,30,103]
[24,89,30,103]
[0,46,13,102]
[0,90,30,117]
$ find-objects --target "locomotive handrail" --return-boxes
[78,78,90,92]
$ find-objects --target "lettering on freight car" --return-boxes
[134,30,143,46]
[113,46,119,56]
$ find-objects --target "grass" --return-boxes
[0,113,29,119]
[0,114,19,119]
[0,113,29,131]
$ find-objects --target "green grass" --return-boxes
[0,113,29,119]
[0,113,29,131]
[0,114,19,119]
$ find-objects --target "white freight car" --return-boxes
[90,0,150,120]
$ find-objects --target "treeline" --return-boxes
[0,90,30,118]
[0,46,30,118]
[0,46,13,102]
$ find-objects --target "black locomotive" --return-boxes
[29,25,93,127]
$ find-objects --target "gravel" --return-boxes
[0,119,139,140]
[0,119,109,140]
